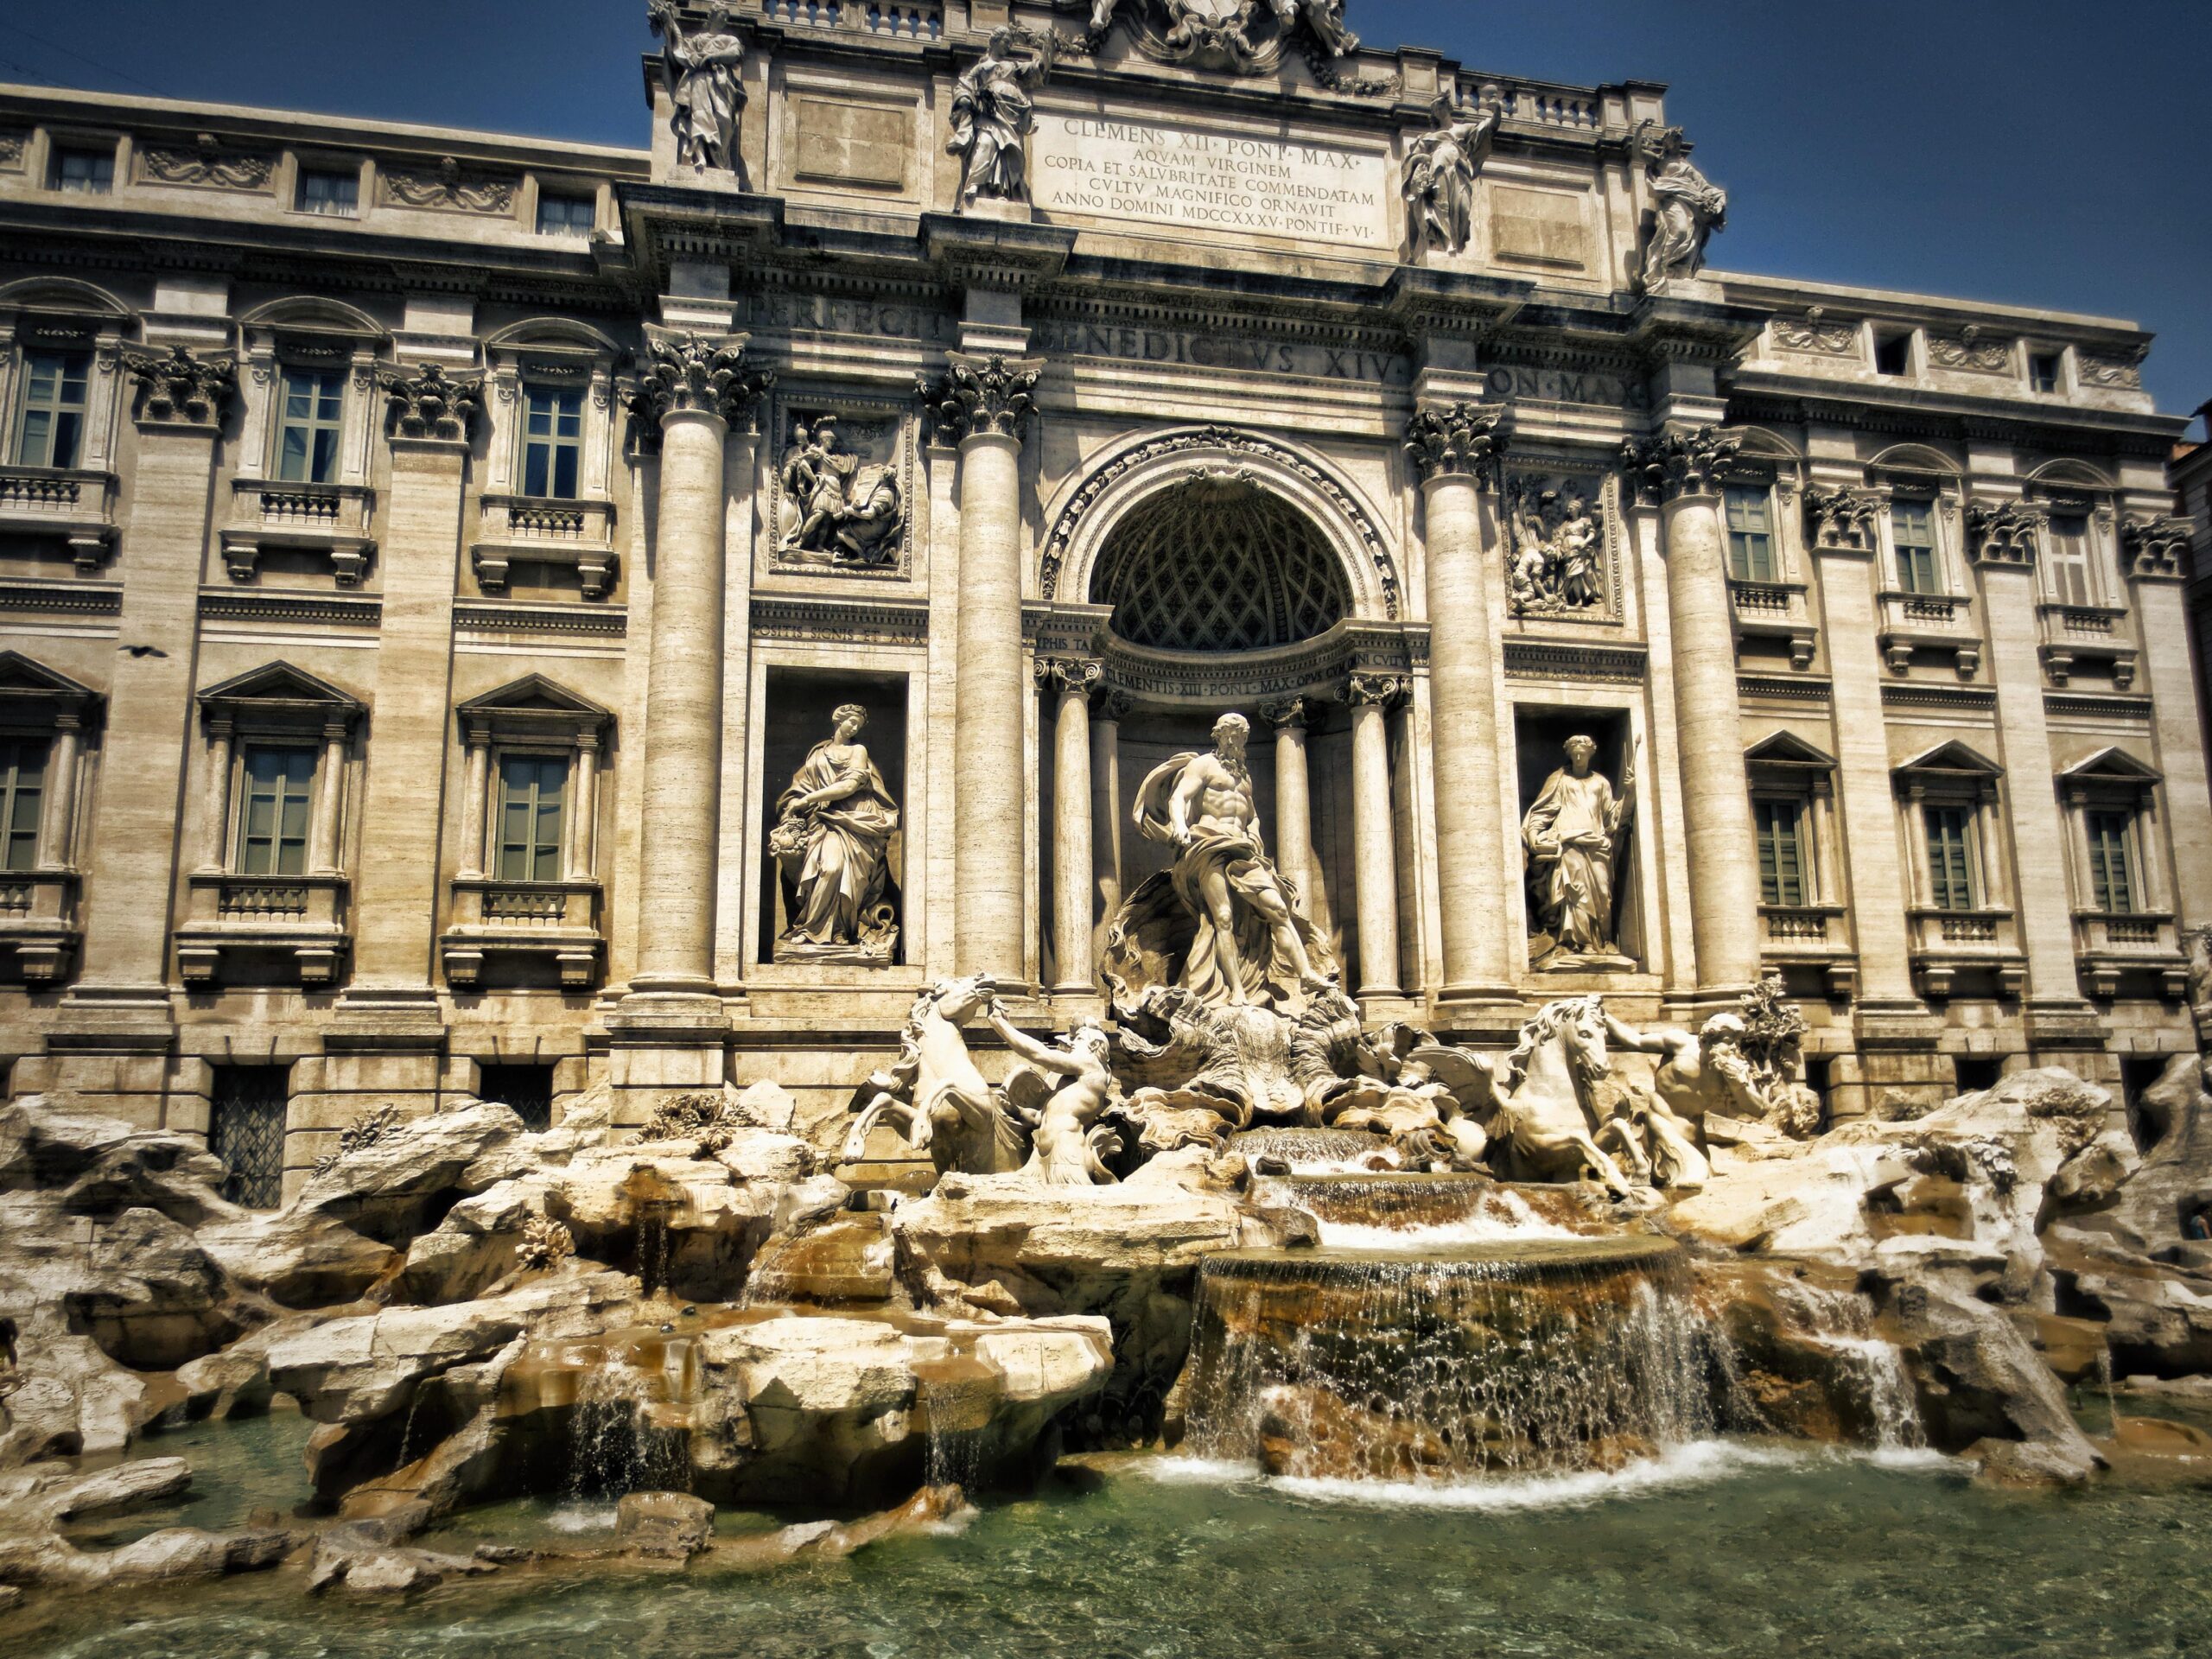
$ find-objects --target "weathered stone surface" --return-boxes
[615,1490,715,1557]
[0,1524,292,1588]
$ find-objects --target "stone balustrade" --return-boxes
[0,465,118,572]
[221,479,377,584]
[175,870,350,987]
[1905,906,2026,1000]
[2035,601,2137,689]
[440,877,603,990]
[1727,576,1819,671]
[469,494,619,600]
[1876,588,1983,677]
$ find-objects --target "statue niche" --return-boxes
[1521,732,1637,973]
[772,409,906,572]
[768,700,901,964]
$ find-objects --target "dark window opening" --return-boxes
[1873,332,1913,377]
[1953,1056,2005,1096]
[2029,353,2062,394]
[480,1063,556,1133]
[209,1065,289,1209]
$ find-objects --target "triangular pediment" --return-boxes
[1745,730,1836,769]
[1897,740,2004,778]
[198,659,365,712]
[0,650,97,702]
[455,674,610,722]
[2059,746,2161,784]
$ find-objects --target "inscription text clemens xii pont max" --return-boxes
[1031,114,1391,250]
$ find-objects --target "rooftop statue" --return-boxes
[949,24,1056,207]
[1634,120,1727,294]
[1080,0,1359,73]
[1402,91,1500,259]
[1106,712,1334,1012]
[648,0,747,183]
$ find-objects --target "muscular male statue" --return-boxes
[1134,713,1319,1007]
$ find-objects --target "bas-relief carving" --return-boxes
[949,24,1056,207]
[138,134,274,191]
[1503,474,1607,618]
[649,0,747,184]
[1401,92,1500,260]
[378,158,517,214]
[768,702,901,964]
[2079,349,2147,390]
[1928,328,2012,374]
[772,407,909,573]
[1078,0,1360,76]
[1632,120,1726,295]
[1771,309,1858,357]
[1522,735,1637,973]
[0,130,26,170]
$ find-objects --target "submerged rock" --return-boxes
[615,1490,715,1558]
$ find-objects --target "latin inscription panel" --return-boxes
[1032,111,1391,251]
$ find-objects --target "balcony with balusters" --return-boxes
[1876,589,1983,678]
[219,479,377,585]
[1906,906,2025,1001]
[470,496,620,601]
[2036,601,2137,689]
[175,871,351,988]
[0,466,119,573]
[441,878,603,989]
[1728,578,1819,671]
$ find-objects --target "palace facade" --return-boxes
[0,0,2204,1201]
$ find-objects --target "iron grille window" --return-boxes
[0,736,47,874]
[523,386,583,499]
[209,1065,289,1209]
[2086,810,2136,915]
[238,746,315,876]
[496,753,569,882]
[479,1063,556,1133]
[276,366,345,485]
[1724,486,1777,582]
[1892,501,1942,596]
[1754,798,1808,907]
[16,351,89,469]
[1925,805,1977,912]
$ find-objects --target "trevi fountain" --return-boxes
[1,1,2211,1655]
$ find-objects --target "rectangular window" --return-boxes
[208,1065,289,1211]
[237,746,315,877]
[2029,353,2063,395]
[2086,810,2136,915]
[1892,501,1942,595]
[1724,486,1778,582]
[15,351,90,469]
[51,148,114,194]
[1873,332,1913,377]
[0,736,48,874]
[276,366,346,485]
[1925,806,1978,912]
[495,753,569,883]
[522,386,583,499]
[2044,514,2095,607]
[296,168,359,217]
[1755,798,1808,907]
[537,191,596,236]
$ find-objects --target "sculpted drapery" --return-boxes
[770,705,900,961]
[1522,736,1634,969]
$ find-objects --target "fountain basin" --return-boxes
[1230,1128,1393,1173]
[1250,1171,1599,1238]
[1185,1236,1716,1482]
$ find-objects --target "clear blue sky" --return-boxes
[3,1,2203,435]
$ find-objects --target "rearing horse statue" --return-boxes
[1418,997,1637,1196]
[842,976,1030,1175]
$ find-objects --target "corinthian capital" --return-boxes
[1962,499,2046,568]
[918,352,1044,445]
[1404,402,1505,483]
[635,326,772,433]
[1620,424,1745,505]
[377,362,485,442]
[122,345,236,427]
[2121,514,2192,582]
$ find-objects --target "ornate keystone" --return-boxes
[122,346,235,426]
[1620,425,1744,505]
[918,353,1044,444]
[1034,656,1103,698]
[1346,671,1409,709]
[1803,484,1882,552]
[2121,514,2192,582]
[378,363,485,442]
[633,327,772,434]
[1403,402,1505,483]
[1963,499,2046,568]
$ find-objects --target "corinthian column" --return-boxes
[922,352,1044,986]
[1629,425,1763,994]
[1404,403,1512,1006]
[1039,656,1100,995]
[1258,697,1314,916]
[1348,673,1407,1003]
[624,328,771,1014]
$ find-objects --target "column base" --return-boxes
[608,982,734,1039]
[1427,985,1528,1045]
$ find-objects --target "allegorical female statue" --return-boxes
[649,0,747,182]
[1634,120,1727,294]
[947,24,1054,206]
[1402,94,1500,259]
[1522,734,1636,970]
[769,703,900,963]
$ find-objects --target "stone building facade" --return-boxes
[0,0,2204,1198]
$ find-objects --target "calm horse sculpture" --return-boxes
[842,976,1029,1175]
[1417,997,1637,1196]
